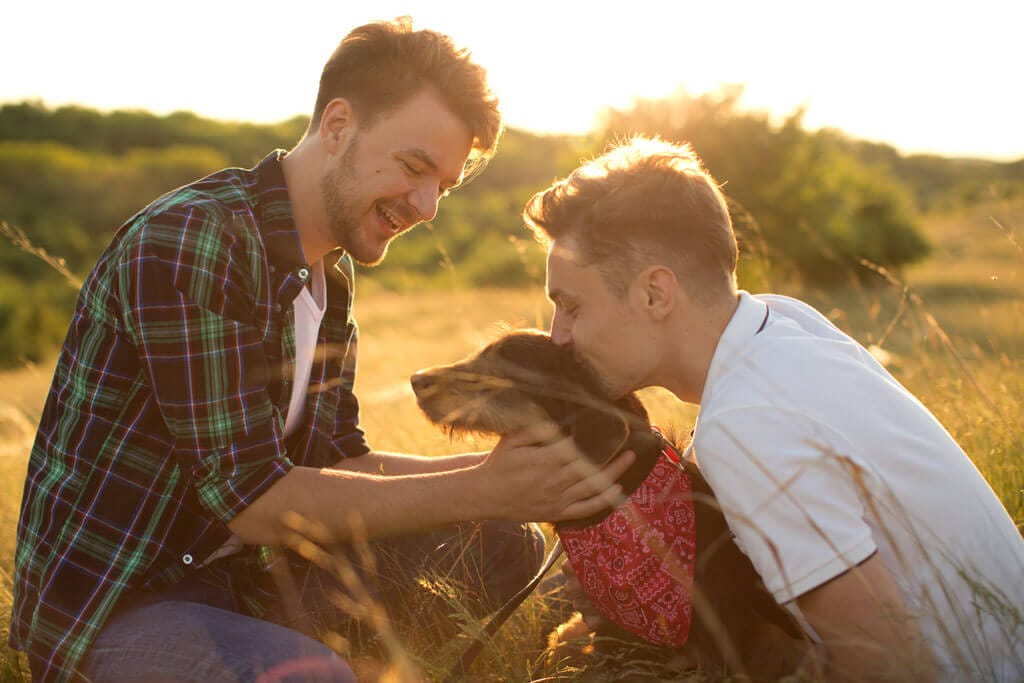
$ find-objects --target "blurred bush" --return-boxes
[0,98,1021,367]
[597,87,930,285]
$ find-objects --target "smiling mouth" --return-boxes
[377,204,408,234]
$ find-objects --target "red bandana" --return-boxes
[558,446,697,647]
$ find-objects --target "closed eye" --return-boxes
[400,159,423,176]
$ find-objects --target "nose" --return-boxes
[410,370,435,396]
[549,310,572,347]
[408,181,441,223]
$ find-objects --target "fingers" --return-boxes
[599,449,636,484]
[559,449,634,508]
[484,429,637,522]
[555,484,624,522]
[499,420,565,449]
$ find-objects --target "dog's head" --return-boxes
[413,331,807,663]
[411,329,663,521]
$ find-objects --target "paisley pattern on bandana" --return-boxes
[559,456,697,646]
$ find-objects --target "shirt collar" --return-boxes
[699,290,769,408]
[254,149,306,275]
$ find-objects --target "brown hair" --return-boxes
[311,16,502,176]
[523,136,737,300]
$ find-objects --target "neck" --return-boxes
[660,291,740,405]
[281,138,331,264]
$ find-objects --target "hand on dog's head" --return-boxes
[411,329,663,527]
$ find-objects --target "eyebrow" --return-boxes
[403,148,462,190]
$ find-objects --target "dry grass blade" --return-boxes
[989,216,1023,255]
[859,258,1000,415]
[0,221,82,289]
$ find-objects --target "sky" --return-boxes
[5,0,1023,161]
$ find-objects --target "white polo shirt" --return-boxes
[691,291,1024,682]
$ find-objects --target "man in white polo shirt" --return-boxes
[524,135,1024,681]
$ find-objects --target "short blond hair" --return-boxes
[524,136,737,299]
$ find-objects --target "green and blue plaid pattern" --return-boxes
[9,151,369,681]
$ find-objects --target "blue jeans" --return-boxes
[81,521,545,682]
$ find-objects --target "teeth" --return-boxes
[379,206,402,232]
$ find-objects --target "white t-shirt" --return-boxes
[691,291,1024,682]
[284,259,328,436]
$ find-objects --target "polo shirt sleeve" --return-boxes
[119,203,293,524]
[695,406,877,603]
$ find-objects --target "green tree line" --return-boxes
[0,96,1021,367]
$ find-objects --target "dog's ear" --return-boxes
[571,403,632,466]
[613,393,661,464]
[560,395,664,529]
[571,393,663,491]
[615,393,649,422]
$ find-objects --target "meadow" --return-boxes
[0,197,1021,681]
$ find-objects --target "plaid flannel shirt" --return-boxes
[9,150,369,682]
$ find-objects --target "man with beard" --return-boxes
[9,18,632,682]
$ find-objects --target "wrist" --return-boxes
[456,458,500,520]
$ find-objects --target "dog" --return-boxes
[411,329,811,679]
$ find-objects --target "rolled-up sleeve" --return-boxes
[119,203,293,523]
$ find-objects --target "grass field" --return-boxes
[0,198,1021,681]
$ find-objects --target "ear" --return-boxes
[318,98,356,154]
[634,265,677,321]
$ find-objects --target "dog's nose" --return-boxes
[410,371,434,395]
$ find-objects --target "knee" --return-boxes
[82,599,358,683]
[480,521,549,602]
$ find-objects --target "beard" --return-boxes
[320,140,391,267]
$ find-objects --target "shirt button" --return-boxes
[297,267,310,281]
[182,554,194,566]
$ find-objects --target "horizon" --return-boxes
[5,96,1021,165]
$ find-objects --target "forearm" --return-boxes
[337,450,487,476]
[228,464,497,545]
[797,555,939,682]
[228,423,637,547]
[818,630,938,683]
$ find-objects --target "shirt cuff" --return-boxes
[771,534,878,603]
[193,450,294,522]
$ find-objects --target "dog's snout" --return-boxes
[410,370,435,395]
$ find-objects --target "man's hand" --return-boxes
[475,421,634,523]
[796,553,939,682]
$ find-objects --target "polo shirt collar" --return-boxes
[699,290,768,408]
